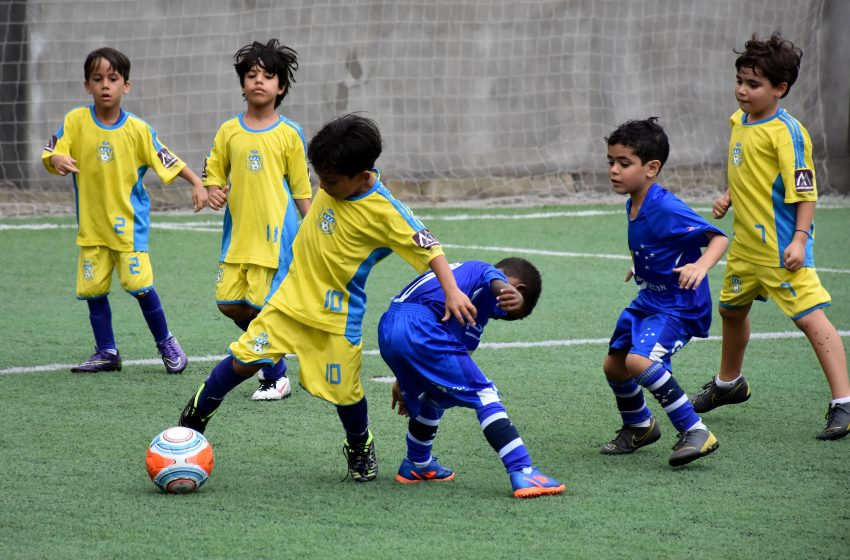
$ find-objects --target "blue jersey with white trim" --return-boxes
[625,184,725,336]
[41,105,186,251]
[267,173,444,343]
[390,260,507,351]
[727,107,817,267]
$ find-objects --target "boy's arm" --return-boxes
[294,198,312,219]
[428,254,478,326]
[672,232,729,290]
[178,166,208,213]
[783,201,814,272]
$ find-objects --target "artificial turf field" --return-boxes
[1,203,848,559]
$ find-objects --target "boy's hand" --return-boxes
[391,381,408,417]
[207,186,230,211]
[496,287,523,314]
[625,267,634,282]
[672,262,710,290]
[712,192,731,219]
[191,184,208,213]
[50,154,80,176]
[783,238,806,271]
[441,288,477,327]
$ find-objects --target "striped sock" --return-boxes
[406,396,444,466]
[607,378,652,426]
[477,402,531,473]
[637,362,701,433]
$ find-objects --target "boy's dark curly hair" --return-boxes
[735,32,802,99]
[234,39,298,108]
[605,117,669,170]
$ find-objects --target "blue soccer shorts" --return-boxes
[608,307,692,371]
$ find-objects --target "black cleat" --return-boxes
[600,417,662,455]
[178,390,216,434]
[816,402,850,441]
[669,428,718,467]
[343,431,378,482]
[690,376,751,413]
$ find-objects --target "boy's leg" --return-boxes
[600,349,660,454]
[338,398,378,482]
[691,304,753,412]
[72,296,122,373]
[180,357,260,432]
[794,309,850,440]
[394,395,455,483]
[135,288,187,374]
[630,356,718,466]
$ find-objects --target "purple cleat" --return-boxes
[156,335,187,374]
[70,349,122,373]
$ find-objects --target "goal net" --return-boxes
[0,0,830,216]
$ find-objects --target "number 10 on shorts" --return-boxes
[326,363,341,385]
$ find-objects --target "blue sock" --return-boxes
[608,378,652,426]
[477,401,532,473]
[260,359,288,381]
[87,297,116,351]
[136,288,170,343]
[195,358,250,416]
[637,362,701,433]
[337,398,370,446]
[405,395,444,465]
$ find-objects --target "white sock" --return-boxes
[686,420,707,432]
[831,396,850,406]
[628,420,652,428]
[715,375,741,389]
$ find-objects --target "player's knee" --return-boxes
[603,350,628,380]
[218,303,254,322]
[719,304,747,322]
[625,353,655,377]
[231,358,262,378]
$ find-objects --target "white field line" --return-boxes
[3,330,848,376]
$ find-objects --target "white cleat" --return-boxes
[251,376,292,401]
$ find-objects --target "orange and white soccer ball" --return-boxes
[146,426,214,493]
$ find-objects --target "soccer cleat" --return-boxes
[251,376,292,401]
[343,431,378,482]
[394,457,455,484]
[668,428,719,467]
[70,349,122,373]
[178,394,215,434]
[690,375,751,413]
[509,467,566,499]
[816,402,850,441]
[156,336,187,374]
[600,416,662,455]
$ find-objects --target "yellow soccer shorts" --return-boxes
[76,245,154,299]
[719,255,832,320]
[229,304,364,405]
[216,262,276,309]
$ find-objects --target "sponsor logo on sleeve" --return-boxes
[157,148,179,169]
[45,135,57,153]
[794,168,814,193]
[412,229,440,249]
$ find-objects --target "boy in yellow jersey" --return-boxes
[690,33,850,440]
[203,40,312,401]
[179,114,477,482]
[41,47,207,374]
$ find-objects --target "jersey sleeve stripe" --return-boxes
[778,111,805,169]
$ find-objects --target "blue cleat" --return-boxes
[509,467,565,499]
[394,457,455,484]
[70,349,122,373]
[156,335,187,374]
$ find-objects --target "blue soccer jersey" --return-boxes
[625,184,725,337]
[390,260,507,351]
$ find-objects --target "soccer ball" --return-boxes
[146,426,214,493]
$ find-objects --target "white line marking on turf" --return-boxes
[3,331,847,376]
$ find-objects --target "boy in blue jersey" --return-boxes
[179,114,478,482]
[691,33,850,440]
[203,40,312,402]
[379,257,565,498]
[601,118,729,466]
[41,47,207,374]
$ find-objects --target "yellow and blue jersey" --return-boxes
[267,174,444,344]
[727,107,817,268]
[42,105,186,252]
[203,114,312,269]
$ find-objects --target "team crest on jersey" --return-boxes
[247,150,263,173]
[730,275,742,294]
[251,332,270,354]
[412,229,440,249]
[794,168,814,193]
[82,259,94,280]
[318,208,337,235]
[157,148,179,168]
[98,141,114,162]
[731,142,743,167]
